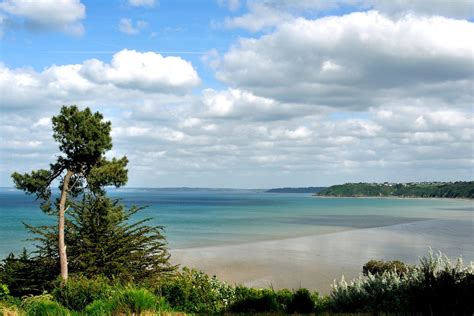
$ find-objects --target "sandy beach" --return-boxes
[171,217,474,294]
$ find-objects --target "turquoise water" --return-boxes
[0,187,472,259]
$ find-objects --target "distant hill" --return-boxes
[316,181,474,199]
[266,187,327,193]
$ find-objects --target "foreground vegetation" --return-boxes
[317,181,474,198]
[1,251,473,315]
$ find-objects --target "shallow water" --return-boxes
[0,187,472,259]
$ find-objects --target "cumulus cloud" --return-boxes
[202,88,315,120]
[1,4,473,187]
[222,0,473,32]
[81,49,200,93]
[119,18,147,35]
[0,0,85,35]
[370,0,474,19]
[214,12,474,109]
[223,2,291,31]
[0,49,200,114]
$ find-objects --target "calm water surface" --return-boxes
[0,187,472,259]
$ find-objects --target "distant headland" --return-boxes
[315,181,474,199]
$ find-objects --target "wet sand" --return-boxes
[171,217,474,294]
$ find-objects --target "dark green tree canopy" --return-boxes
[35,194,174,281]
[11,105,128,212]
[52,106,112,174]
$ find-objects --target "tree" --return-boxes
[11,105,128,284]
[29,194,174,282]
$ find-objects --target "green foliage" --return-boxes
[87,157,128,194]
[113,288,159,314]
[230,287,282,313]
[12,105,128,213]
[11,105,129,287]
[84,299,114,316]
[84,288,170,315]
[0,284,9,299]
[52,275,115,311]
[330,251,474,314]
[158,267,234,314]
[28,194,174,284]
[229,287,324,314]
[51,105,112,174]
[318,181,474,198]
[363,259,410,276]
[21,294,71,316]
[0,250,56,297]
[287,288,315,314]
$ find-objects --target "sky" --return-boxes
[0,0,473,188]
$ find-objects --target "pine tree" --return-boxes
[28,194,174,282]
[11,105,128,284]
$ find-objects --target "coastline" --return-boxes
[171,217,474,294]
[313,195,474,202]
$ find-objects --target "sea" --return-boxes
[0,187,473,260]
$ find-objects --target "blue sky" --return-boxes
[0,0,473,188]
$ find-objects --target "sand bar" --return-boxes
[171,217,474,294]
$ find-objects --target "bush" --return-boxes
[84,287,171,315]
[363,259,409,276]
[113,288,159,314]
[331,251,474,314]
[157,267,234,313]
[84,299,114,316]
[52,275,116,311]
[21,294,70,316]
[230,287,281,313]
[0,284,9,299]
[229,287,321,314]
[287,288,314,314]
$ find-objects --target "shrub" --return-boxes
[229,287,318,313]
[85,287,170,315]
[157,267,234,314]
[0,284,9,299]
[287,288,314,314]
[84,299,114,316]
[405,251,474,314]
[52,275,116,311]
[230,287,280,313]
[363,259,409,276]
[331,251,474,314]
[21,294,70,316]
[113,288,158,314]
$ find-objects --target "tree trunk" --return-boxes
[59,169,73,285]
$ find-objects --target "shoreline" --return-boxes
[313,195,474,202]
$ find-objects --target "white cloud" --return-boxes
[128,0,156,8]
[214,12,474,109]
[0,0,85,35]
[202,88,315,120]
[370,0,474,19]
[222,0,473,32]
[1,5,473,187]
[119,18,147,35]
[223,1,292,31]
[81,49,200,93]
[0,49,200,115]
